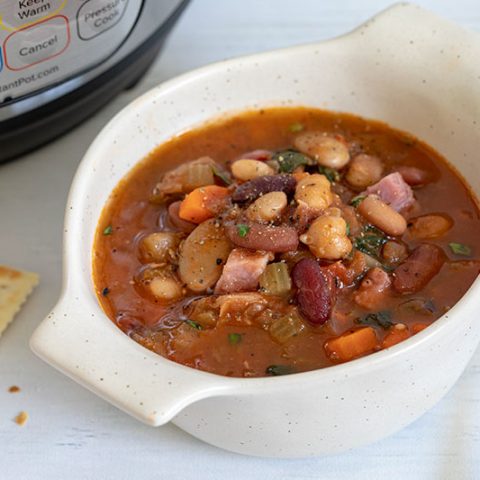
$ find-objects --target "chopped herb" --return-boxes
[272,149,311,173]
[266,365,294,376]
[350,195,366,208]
[212,165,232,185]
[102,287,110,296]
[103,225,113,236]
[228,333,242,345]
[449,242,472,256]
[237,224,250,237]
[354,233,387,258]
[346,223,351,236]
[356,311,393,329]
[185,319,202,330]
[289,122,304,133]
[318,165,341,183]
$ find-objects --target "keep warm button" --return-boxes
[77,0,129,40]
[4,16,70,71]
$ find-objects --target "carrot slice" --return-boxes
[178,186,229,223]
[412,323,429,334]
[381,324,410,349]
[324,327,377,362]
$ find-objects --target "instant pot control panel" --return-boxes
[0,0,143,101]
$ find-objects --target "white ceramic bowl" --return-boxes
[31,3,480,457]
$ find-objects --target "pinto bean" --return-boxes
[291,258,336,325]
[178,219,232,292]
[232,175,296,203]
[226,223,299,253]
[357,194,407,236]
[393,244,446,294]
[231,159,274,181]
[294,132,350,169]
[345,154,383,189]
[408,214,453,239]
[168,201,196,233]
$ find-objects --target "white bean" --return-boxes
[139,232,181,263]
[247,191,288,222]
[357,195,407,236]
[345,154,383,189]
[231,159,274,181]
[294,132,350,169]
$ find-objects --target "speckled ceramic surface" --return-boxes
[30,3,480,457]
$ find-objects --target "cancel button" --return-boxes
[20,34,58,57]
[4,16,70,71]
[77,0,129,40]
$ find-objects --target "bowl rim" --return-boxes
[30,1,480,418]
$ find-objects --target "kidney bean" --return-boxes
[291,258,336,325]
[236,149,273,161]
[226,223,299,253]
[395,166,430,186]
[168,201,196,233]
[232,175,296,203]
[393,244,446,294]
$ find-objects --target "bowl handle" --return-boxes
[30,296,234,426]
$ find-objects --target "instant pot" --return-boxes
[0,0,189,162]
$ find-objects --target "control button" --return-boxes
[0,0,67,32]
[77,0,129,40]
[3,15,70,71]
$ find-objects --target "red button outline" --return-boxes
[3,15,71,72]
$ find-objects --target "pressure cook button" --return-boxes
[3,15,70,71]
[77,0,130,40]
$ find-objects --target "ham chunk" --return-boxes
[214,248,274,294]
[354,267,391,309]
[365,172,414,212]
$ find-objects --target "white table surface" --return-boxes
[1,0,479,478]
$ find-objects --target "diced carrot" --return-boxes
[324,327,378,362]
[178,186,229,223]
[292,170,309,182]
[381,324,410,349]
[412,323,429,334]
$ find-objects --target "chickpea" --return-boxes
[358,195,407,236]
[345,154,383,189]
[231,159,274,181]
[300,215,352,260]
[139,232,182,263]
[247,191,288,223]
[294,132,350,169]
[294,174,333,212]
